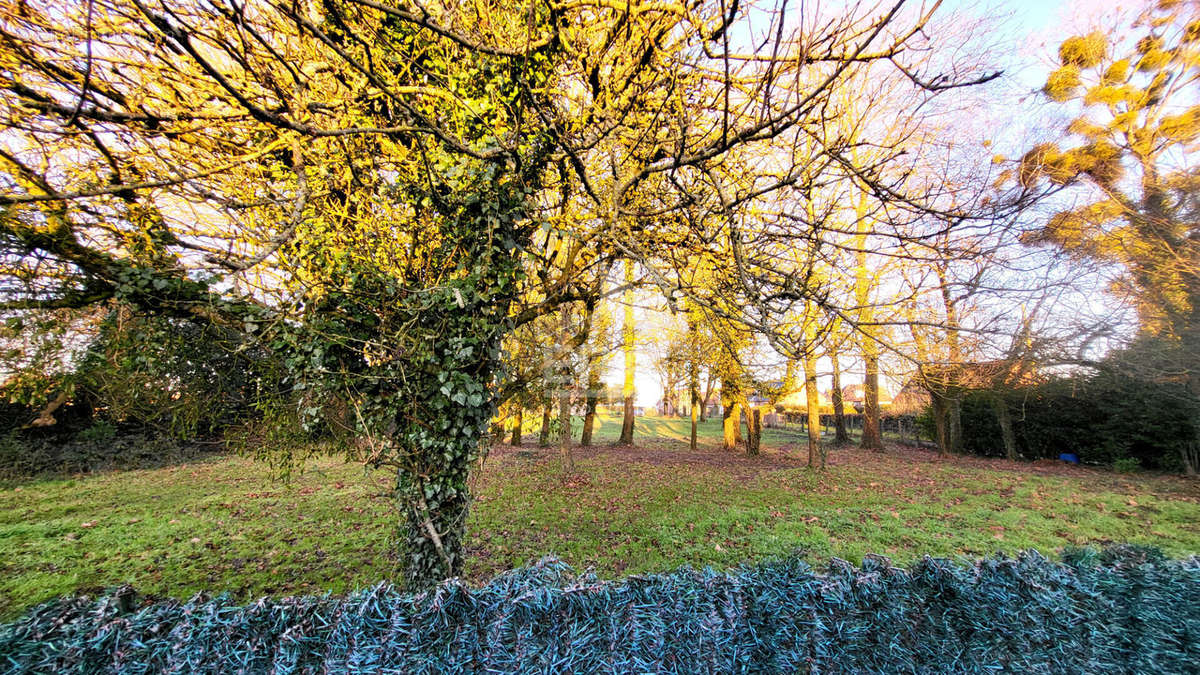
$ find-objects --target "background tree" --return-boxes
[1020,1,1200,398]
[618,261,638,444]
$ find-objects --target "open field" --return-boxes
[2,415,1197,619]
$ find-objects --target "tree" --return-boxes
[1019,1,1200,397]
[827,334,853,445]
[618,260,637,444]
[802,301,825,468]
[0,0,1002,588]
[580,297,615,447]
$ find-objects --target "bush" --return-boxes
[1,546,1196,673]
[1113,457,1141,474]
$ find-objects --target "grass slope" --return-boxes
[1,415,1197,619]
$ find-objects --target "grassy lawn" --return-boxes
[1,414,1197,619]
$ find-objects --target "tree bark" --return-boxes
[619,259,636,444]
[558,307,574,471]
[948,394,964,455]
[740,394,760,456]
[539,402,552,448]
[805,347,822,468]
[581,365,600,447]
[688,317,700,451]
[931,393,950,456]
[830,349,850,445]
[510,410,522,446]
[721,386,738,450]
[690,392,699,451]
[991,392,1018,461]
[734,400,743,443]
[861,349,883,451]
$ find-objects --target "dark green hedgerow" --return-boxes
[0,546,1196,674]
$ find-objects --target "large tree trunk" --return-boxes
[861,349,883,451]
[619,259,636,445]
[830,349,850,445]
[805,348,823,468]
[510,410,522,446]
[721,385,738,450]
[392,299,515,590]
[396,467,470,590]
[992,393,1018,461]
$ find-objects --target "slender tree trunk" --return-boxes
[751,409,762,455]
[991,392,1017,461]
[689,318,700,450]
[734,400,743,443]
[581,365,600,447]
[539,402,552,448]
[740,394,760,456]
[804,348,822,468]
[949,394,963,455]
[699,373,716,423]
[559,392,573,471]
[619,259,636,445]
[690,393,699,451]
[931,393,950,456]
[861,350,883,451]
[830,349,850,445]
[854,198,883,453]
[721,385,737,450]
[510,410,522,446]
[558,309,574,472]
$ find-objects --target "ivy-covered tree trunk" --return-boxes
[386,283,514,589]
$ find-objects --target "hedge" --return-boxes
[1,546,1196,674]
[920,373,1200,471]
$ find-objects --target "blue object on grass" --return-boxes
[1059,452,1079,464]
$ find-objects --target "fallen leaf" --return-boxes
[80,521,96,528]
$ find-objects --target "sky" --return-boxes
[602,0,1133,408]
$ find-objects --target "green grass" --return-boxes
[1,414,1197,619]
